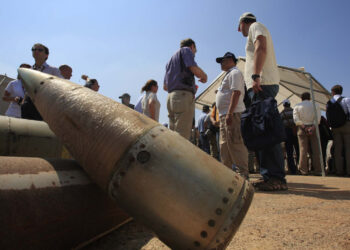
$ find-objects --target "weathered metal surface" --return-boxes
[18,68,254,250]
[0,157,131,250]
[0,116,71,158]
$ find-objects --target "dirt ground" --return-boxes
[85,175,350,250]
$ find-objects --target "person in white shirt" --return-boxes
[141,79,160,122]
[134,94,145,113]
[2,63,31,118]
[293,92,322,175]
[329,85,350,176]
[215,52,248,179]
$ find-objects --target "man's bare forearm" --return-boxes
[253,36,267,75]
[228,91,241,115]
[189,66,208,83]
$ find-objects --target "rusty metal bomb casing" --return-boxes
[19,68,254,249]
[0,156,131,250]
[0,116,71,158]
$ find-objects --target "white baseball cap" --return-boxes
[238,12,256,31]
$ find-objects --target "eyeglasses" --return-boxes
[32,48,44,52]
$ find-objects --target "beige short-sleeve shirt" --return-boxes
[244,22,280,89]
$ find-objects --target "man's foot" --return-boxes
[253,178,288,191]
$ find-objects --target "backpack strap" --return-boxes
[336,96,344,103]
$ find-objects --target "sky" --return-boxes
[1,0,349,124]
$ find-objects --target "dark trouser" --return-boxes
[285,127,299,174]
[332,121,350,175]
[21,96,43,121]
[216,131,221,161]
[199,132,210,154]
[247,85,286,183]
[207,130,219,160]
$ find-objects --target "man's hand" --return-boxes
[198,73,208,83]
[226,114,233,126]
[252,77,263,93]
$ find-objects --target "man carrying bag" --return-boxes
[238,12,287,191]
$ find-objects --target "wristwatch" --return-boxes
[251,74,260,81]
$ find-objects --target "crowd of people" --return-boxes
[2,12,349,192]
[2,43,102,120]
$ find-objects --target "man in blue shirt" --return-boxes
[164,38,207,139]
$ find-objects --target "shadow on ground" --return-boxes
[285,182,350,200]
[254,181,350,200]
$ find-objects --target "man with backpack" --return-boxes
[238,12,286,190]
[327,85,350,176]
[280,99,299,174]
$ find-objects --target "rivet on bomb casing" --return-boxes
[215,208,223,215]
[137,150,151,163]
[40,81,44,85]
[208,219,216,227]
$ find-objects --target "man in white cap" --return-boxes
[238,12,286,190]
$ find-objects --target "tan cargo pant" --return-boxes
[219,113,248,176]
[332,121,350,175]
[167,90,195,140]
[297,126,321,174]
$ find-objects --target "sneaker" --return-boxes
[255,178,288,191]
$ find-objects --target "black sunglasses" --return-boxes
[32,48,44,52]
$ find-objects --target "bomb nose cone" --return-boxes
[18,68,55,98]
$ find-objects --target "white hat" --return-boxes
[238,12,256,31]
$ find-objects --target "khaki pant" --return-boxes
[297,126,321,174]
[219,113,248,176]
[332,121,350,175]
[167,90,195,140]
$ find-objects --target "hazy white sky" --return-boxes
[1,0,349,123]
